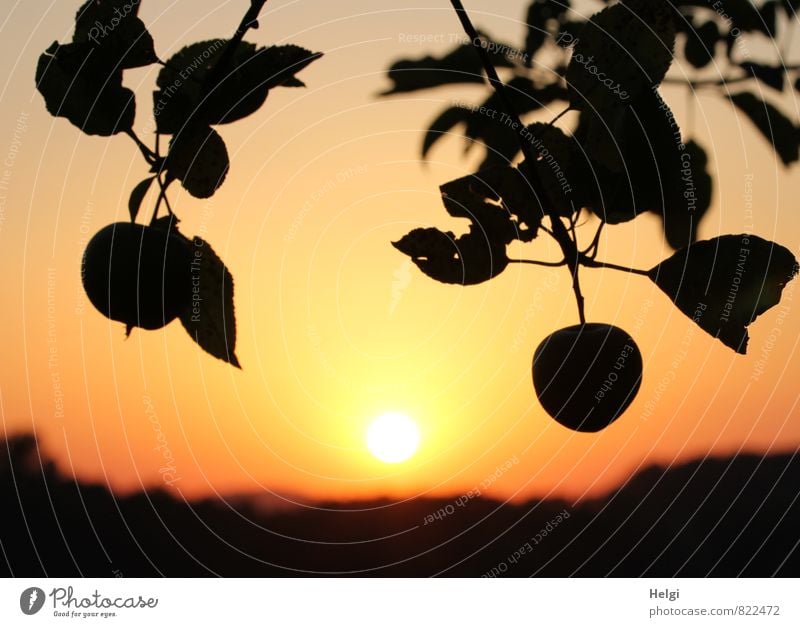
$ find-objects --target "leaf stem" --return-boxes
[579,255,650,277]
[151,175,175,225]
[509,258,567,268]
[126,130,157,165]
[545,105,572,129]
[448,0,586,324]
[581,220,605,259]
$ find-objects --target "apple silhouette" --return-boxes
[532,323,643,432]
[82,222,192,330]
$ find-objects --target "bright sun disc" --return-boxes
[366,412,420,463]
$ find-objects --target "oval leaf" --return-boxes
[392,227,509,285]
[566,0,676,111]
[166,126,230,199]
[728,92,799,166]
[649,234,798,353]
[381,37,516,96]
[74,0,158,69]
[128,176,155,222]
[660,139,713,250]
[177,234,240,367]
[35,41,135,136]
[154,40,321,132]
[422,106,470,157]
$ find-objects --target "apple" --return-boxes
[532,323,643,432]
[82,222,192,330]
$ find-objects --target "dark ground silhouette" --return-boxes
[1,433,798,576]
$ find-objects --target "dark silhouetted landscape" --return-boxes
[1,434,798,577]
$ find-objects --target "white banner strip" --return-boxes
[1,578,798,626]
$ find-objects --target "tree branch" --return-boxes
[449,0,586,324]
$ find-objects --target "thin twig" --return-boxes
[663,64,800,88]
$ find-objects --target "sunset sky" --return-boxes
[0,0,798,505]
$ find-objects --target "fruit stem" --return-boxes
[448,0,586,324]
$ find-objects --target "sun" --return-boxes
[366,412,420,463]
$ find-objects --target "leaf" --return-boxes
[660,139,713,250]
[524,0,570,63]
[35,41,135,136]
[422,106,471,157]
[392,227,509,285]
[566,0,676,111]
[73,0,158,69]
[440,166,541,242]
[458,78,566,168]
[176,234,240,367]
[166,126,230,198]
[649,234,798,353]
[519,123,584,216]
[575,89,686,225]
[683,21,719,69]
[128,176,155,222]
[154,40,321,132]
[381,36,516,95]
[728,92,799,165]
[740,62,785,92]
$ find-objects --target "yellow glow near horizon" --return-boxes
[366,412,420,464]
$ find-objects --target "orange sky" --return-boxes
[0,0,799,504]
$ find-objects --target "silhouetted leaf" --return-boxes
[154,40,321,132]
[686,0,778,35]
[520,123,584,216]
[576,89,686,225]
[740,62,784,92]
[460,78,566,168]
[176,234,240,367]
[566,0,676,111]
[684,21,719,69]
[128,176,155,222]
[649,234,798,353]
[660,139,713,250]
[74,0,158,69]
[728,92,799,165]
[440,167,541,242]
[381,37,516,95]
[392,227,509,285]
[468,165,545,237]
[422,106,471,157]
[524,0,570,63]
[35,41,135,136]
[166,126,229,198]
